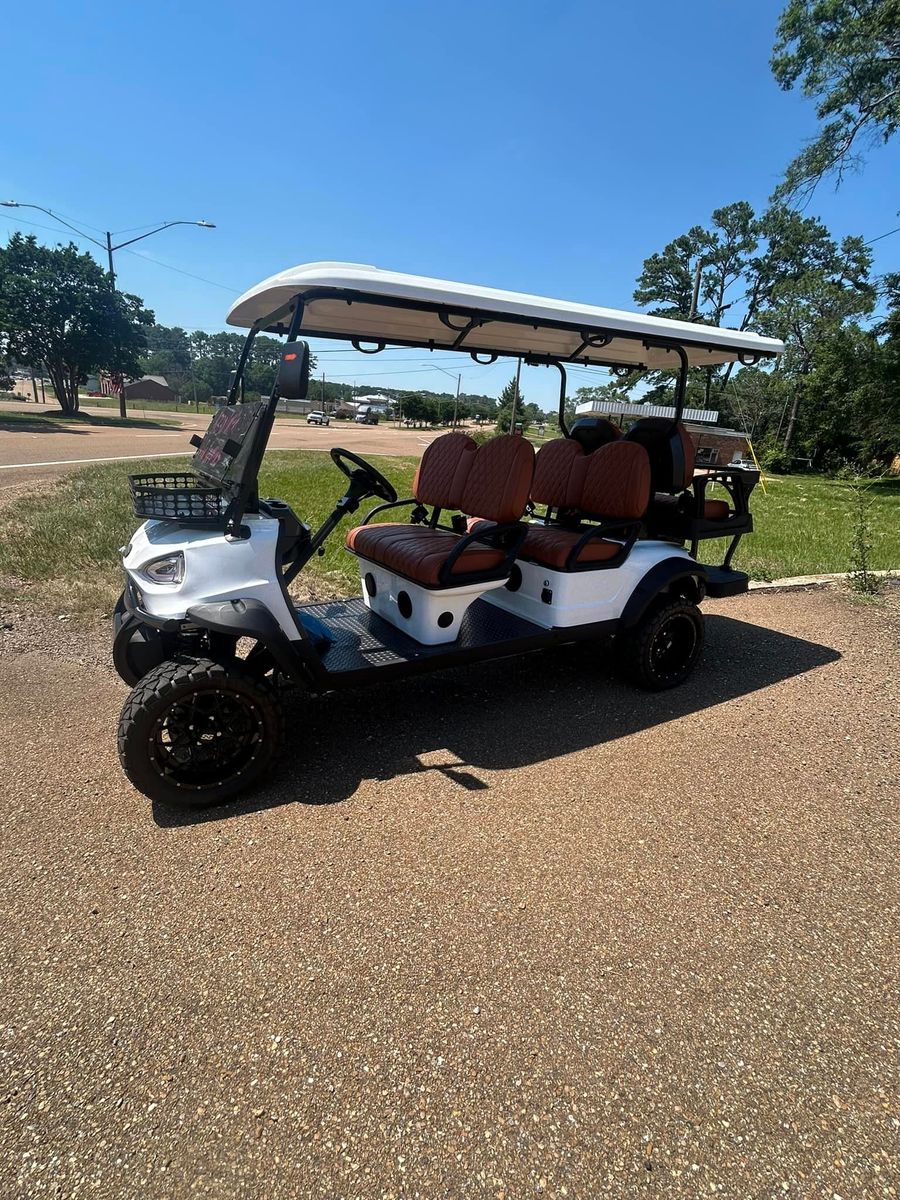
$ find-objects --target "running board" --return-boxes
[704,566,750,598]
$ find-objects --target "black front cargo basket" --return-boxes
[129,472,228,525]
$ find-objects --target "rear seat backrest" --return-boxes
[413,432,477,509]
[623,418,695,494]
[530,438,587,508]
[579,441,651,520]
[460,435,535,525]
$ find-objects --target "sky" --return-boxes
[3,0,898,407]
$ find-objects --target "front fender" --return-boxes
[185,598,310,680]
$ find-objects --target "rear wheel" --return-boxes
[616,596,704,690]
[118,656,282,809]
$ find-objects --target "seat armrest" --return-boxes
[689,468,757,517]
[564,520,641,570]
[361,498,428,526]
[437,520,526,586]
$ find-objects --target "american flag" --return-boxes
[99,372,123,396]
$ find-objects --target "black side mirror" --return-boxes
[276,340,311,399]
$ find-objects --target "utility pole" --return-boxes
[689,259,702,320]
[104,231,129,419]
[510,359,522,432]
[453,373,461,428]
[321,371,326,412]
[189,347,198,412]
[30,369,38,404]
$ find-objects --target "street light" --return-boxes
[1,201,215,417]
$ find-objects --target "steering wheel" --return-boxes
[330,447,398,503]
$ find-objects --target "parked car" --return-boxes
[728,452,757,470]
[355,409,379,425]
[307,410,330,426]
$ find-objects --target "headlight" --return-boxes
[138,552,184,585]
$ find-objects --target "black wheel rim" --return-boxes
[650,613,698,680]
[149,688,265,791]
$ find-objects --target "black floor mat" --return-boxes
[299,597,546,675]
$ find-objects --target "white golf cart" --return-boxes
[113,263,782,808]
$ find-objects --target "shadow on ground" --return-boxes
[154,613,840,828]
[0,411,172,433]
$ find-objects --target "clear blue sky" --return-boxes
[3,0,897,405]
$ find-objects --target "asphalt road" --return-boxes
[0,587,897,1198]
[0,400,432,488]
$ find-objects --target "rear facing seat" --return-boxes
[624,417,744,527]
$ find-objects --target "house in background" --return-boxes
[574,397,750,465]
[123,375,177,405]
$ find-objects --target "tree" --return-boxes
[772,0,900,199]
[140,325,192,397]
[0,233,153,414]
[757,232,874,451]
[496,375,524,432]
[632,201,875,449]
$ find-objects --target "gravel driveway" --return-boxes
[0,588,897,1198]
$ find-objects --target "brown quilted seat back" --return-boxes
[579,441,651,520]
[530,438,587,508]
[460,435,535,525]
[413,432,477,509]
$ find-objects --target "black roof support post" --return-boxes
[672,344,689,423]
[226,302,306,535]
[226,327,259,405]
[554,361,569,437]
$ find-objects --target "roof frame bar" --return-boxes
[259,287,777,369]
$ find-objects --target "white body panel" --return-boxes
[226,262,784,369]
[486,541,698,629]
[356,562,506,645]
[122,515,302,640]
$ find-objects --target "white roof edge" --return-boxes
[226,262,784,359]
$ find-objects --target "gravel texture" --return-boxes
[0,588,898,1198]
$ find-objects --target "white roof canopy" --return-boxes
[227,262,784,370]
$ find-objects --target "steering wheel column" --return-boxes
[330,447,397,505]
[282,448,399,585]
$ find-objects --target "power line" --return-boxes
[1,211,239,293]
[1,211,101,246]
[119,247,239,292]
[865,225,900,246]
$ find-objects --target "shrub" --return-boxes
[847,476,883,595]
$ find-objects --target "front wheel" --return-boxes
[615,596,704,690]
[118,656,282,809]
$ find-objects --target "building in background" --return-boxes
[574,397,750,465]
[123,375,176,405]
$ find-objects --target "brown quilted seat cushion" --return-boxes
[678,423,696,484]
[520,526,621,570]
[704,498,730,520]
[346,524,505,586]
[413,432,477,509]
[580,441,651,520]
[530,438,587,507]
[460,435,535,524]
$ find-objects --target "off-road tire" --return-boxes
[615,596,704,691]
[118,656,282,810]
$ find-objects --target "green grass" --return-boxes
[0,450,417,615]
[701,472,900,581]
[0,452,896,616]
[0,406,175,431]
